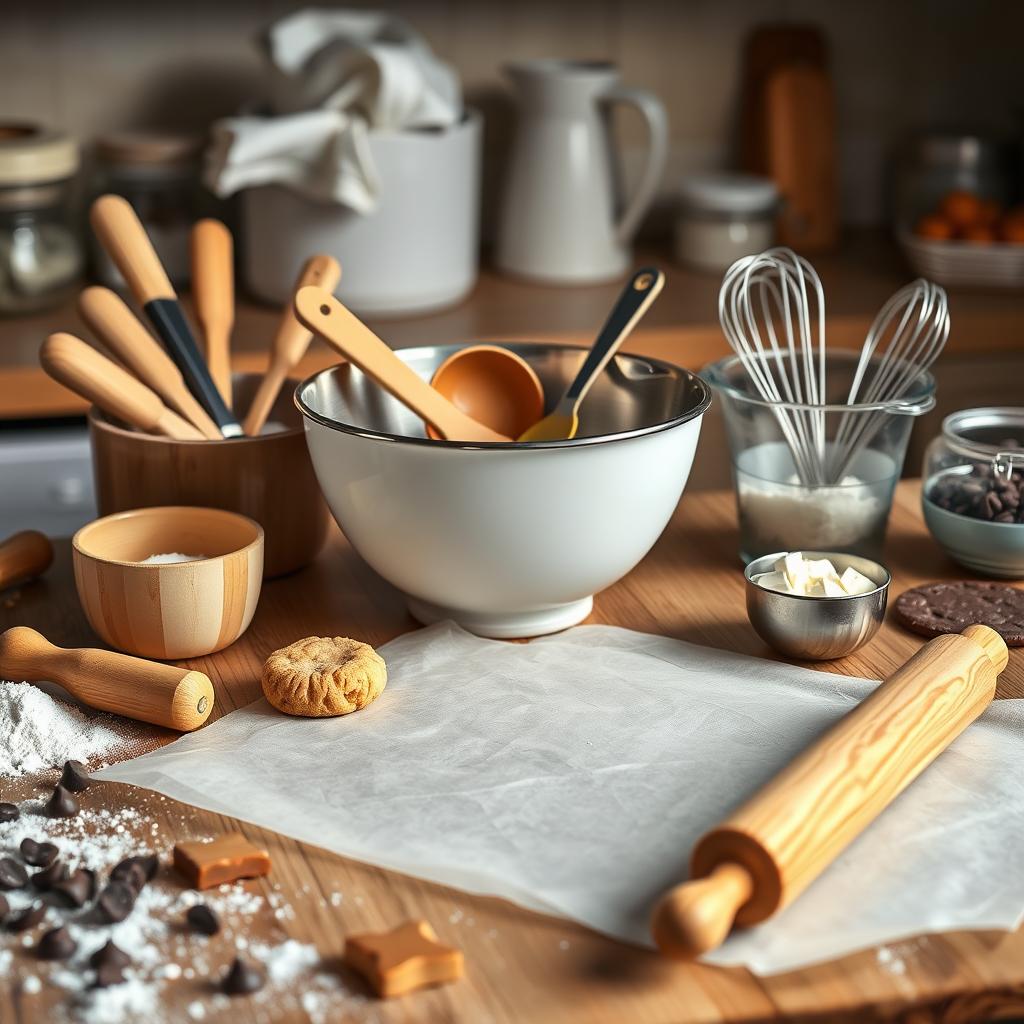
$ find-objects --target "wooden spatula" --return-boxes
[243,254,341,437]
[191,218,235,408]
[0,626,214,732]
[41,333,205,441]
[293,287,510,443]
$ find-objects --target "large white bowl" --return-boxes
[296,344,710,638]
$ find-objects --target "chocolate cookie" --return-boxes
[894,581,1024,645]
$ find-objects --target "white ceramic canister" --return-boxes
[242,111,481,317]
[673,172,778,273]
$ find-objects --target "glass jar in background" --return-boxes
[93,132,203,289]
[0,124,82,315]
[673,172,778,273]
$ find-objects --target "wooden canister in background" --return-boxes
[88,374,330,578]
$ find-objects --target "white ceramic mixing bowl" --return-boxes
[296,344,710,638]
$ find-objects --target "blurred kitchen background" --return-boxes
[1,0,1022,534]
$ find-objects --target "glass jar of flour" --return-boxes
[674,172,778,273]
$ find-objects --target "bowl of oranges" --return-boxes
[900,190,1024,288]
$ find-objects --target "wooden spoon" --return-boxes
[0,531,53,591]
[243,254,342,437]
[0,626,214,732]
[293,287,510,443]
[191,218,235,408]
[41,333,205,441]
[78,287,221,440]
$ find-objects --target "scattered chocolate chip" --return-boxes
[20,838,59,868]
[109,860,147,894]
[92,963,126,988]
[37,925,76,960]
[43,785,79,819]
[59,760,92,792]
[7,902,46,931]
[222,956,265,995]
[96,881,135,923]
[0,802,19,823]
[0,893,8,920]
[32,860,69,890]
[51,868,97,908]
[89,939,131,971]
[186,903,220,936]
[0,856,28,890]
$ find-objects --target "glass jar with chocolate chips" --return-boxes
[924,408,1024,523]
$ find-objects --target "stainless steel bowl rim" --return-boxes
[702,350,936,415]
[744,550,892,601]
[294,342,712,450]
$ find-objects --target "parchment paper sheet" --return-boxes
[97,623,1024,975]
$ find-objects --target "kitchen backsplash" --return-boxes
[2,0,1020,230]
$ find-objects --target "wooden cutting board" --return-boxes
[1,481,1023,1023]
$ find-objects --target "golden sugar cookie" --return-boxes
[262,636,387,718]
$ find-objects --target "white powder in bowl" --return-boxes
[139,553,206,565]
[0,681,123,778]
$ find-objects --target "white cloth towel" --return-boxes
[204,8,462,213]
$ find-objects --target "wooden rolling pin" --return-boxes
[0,531,53,591]
[78,287,221,440]
[243,253,341,437]
[652,624,1009,959]
[191,218,235,408]
[41,333,205,441]
[0,626,214,732]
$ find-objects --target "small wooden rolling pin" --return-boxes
[652,624,1009,959]
[0,531,53,591]
[0,626,214,732]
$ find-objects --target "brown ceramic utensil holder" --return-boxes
[88,373,330,578]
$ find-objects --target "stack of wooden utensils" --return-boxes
[41,194,341,440]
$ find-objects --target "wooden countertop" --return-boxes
[3,480,1024,1023]
[3,232,1024,421]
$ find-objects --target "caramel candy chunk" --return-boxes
[173,834,271,890]
[344,920,463,999]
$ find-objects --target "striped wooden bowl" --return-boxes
[73,506,263,660]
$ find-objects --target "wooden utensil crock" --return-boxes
[73,506,263,660]
[652,624,1009,959]
[88,373,330,578]
[0,626,213,731]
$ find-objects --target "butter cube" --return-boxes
[821,575,847,597]
[805,558,839,581]
[780,552,809,593]
[840,566,876,596]
[754,571,791,593]
[804,579,826,597]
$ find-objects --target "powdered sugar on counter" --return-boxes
[0,682,124,778]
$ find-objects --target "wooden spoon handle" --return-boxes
[293,287,509,443]
[561,267,665,410]
[78,287,221,440]
[90,194,175,303]
[243,254,341,437]
[0,626,213,732]
[41,333,204,441]
[191,219,234,407]
[0,531,53,591]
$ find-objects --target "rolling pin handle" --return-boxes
[961,624,1009,673]
[651,861,754,960]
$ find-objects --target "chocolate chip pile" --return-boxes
[927,460,1024,524]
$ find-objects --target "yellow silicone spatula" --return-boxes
[517,268,664,442]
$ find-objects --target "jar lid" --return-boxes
[678,172,778,214]
[96,132,202,169]
[0,123,79,186]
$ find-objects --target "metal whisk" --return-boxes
[719,248,829,486]
[828,279,949,481]
[719,248,949,487]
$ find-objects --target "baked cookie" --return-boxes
[894,581,1024,646]
[262,636,387,717]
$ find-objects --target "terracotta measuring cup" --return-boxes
[428,345,544,441]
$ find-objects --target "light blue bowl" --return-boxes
[922,496,1024,578]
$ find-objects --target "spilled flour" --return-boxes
[0,682,123,778]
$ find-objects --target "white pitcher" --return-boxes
[496,60,668,283]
